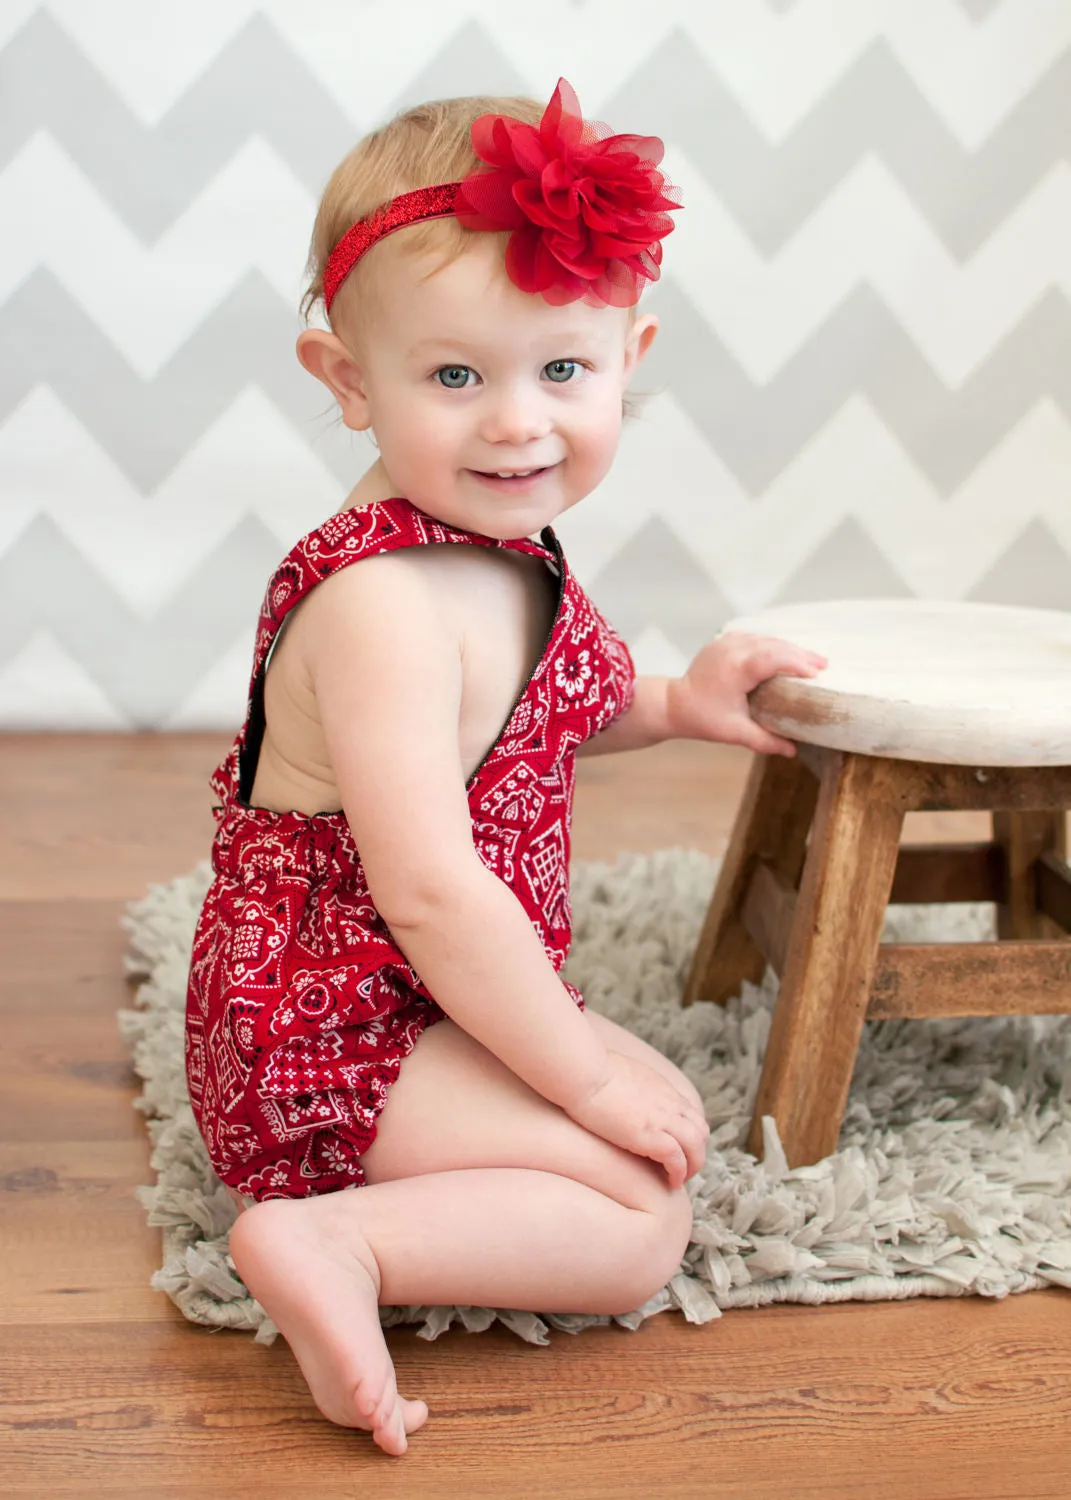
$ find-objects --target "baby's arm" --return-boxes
[578,637,828,760]
[302,551,611,1114]
[575,675,674,757]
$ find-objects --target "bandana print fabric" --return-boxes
[185,496,636,1202]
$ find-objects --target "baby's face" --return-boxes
[338,236,655,539]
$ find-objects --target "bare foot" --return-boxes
[228,1196,428,1455]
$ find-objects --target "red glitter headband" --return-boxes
[321,77,682,313]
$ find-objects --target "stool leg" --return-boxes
[683,751,817,1007]
[747,752,905,1167]
[993,811,1068,939]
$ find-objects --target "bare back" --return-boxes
[247,522,559,816]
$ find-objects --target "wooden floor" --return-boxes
[2,732,1069,1499]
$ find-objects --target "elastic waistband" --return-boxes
[210,803,360,885]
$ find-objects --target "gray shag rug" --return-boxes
[118,849,1071,1349]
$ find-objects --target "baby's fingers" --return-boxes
[654,1134,689,1190]
[676,1113,711,1181]
[733,638,826,686]
[790,648,828,673]
[730,713,799,759]
[652,1118,707,1188]
[762,639,828,676]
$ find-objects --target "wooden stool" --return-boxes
[683,600,1071,1168]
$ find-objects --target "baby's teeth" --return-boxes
[496,469,536,477]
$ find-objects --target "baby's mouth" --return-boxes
[469,463,557,485]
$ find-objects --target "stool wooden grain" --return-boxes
[683,600,1071,1168]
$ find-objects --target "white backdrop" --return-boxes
[2,0,1070,727]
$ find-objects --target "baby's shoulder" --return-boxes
[302,538,473,615]
[284,540,467,670]
[309,536,523,614]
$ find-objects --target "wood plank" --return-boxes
[1037,852,1071,934]
[0,904,148,1143]
[868,941,1071,1018]
[569,739,751,861]
[993,811,1068,940]
[0,1140,165,1326]
[0,898,134,986]
[903,809,999,844]
[736,854,1071,1018]
[747,753,907,1165]
[795,750,1071,815]
[734,839,1014,920]
[794,740,827,783]
[0,991,144,1142]
[682,753,816,1006]
[738,597,1071,770]
[889,842,1006,905]
[2,1296,1069,1499]
[740,858,796,976]
[0,731,228,901]
[906,762,1071,814]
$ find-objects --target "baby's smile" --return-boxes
[466,461,562,493]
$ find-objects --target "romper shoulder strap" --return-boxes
[211,496,561,810]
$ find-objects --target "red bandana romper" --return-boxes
[185,496,637,1203]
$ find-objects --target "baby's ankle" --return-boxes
[310,1193,384,1298]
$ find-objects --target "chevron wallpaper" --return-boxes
[2,0,1070,728]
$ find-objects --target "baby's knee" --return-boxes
[619,1187,695,1312]
[661,1183,696,1259]
[641,1183,694,1269]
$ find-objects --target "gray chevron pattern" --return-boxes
[2,2,1069,726]
[642,284,1071,496]
[0,12,354,238]
[1,272,330,491]
[6,14,1068,257]
[0,515,280,726]
[606,32,1071,259]
[6,273,1070,498]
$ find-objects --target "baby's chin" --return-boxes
[405,473,574,538]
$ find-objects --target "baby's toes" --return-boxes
[370,1375,401,1432]
[356,1373,389,1423]
[402,1396,429,1433]
[374,1397,408,1456]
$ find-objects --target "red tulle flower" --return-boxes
[453,77,682,308]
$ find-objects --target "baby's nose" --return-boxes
[480,387,552,445]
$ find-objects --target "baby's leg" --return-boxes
[228,1018,696,1457]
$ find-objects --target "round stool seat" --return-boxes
[723,598,1071,767]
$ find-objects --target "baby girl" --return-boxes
[184,78,826,1458]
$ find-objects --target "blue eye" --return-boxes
[544,359,577,383]
[435,365,474,389]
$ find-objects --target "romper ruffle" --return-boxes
[185,497,636,1201]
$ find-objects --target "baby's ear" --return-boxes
[624,312,659,376]
[295,329,373,431]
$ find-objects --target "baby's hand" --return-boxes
[667,632,828,758]
[564,1052,710,1189]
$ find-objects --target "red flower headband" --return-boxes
[322,77,682,313]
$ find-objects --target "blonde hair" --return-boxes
[300,93,644,415]
[302,94,544,324]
